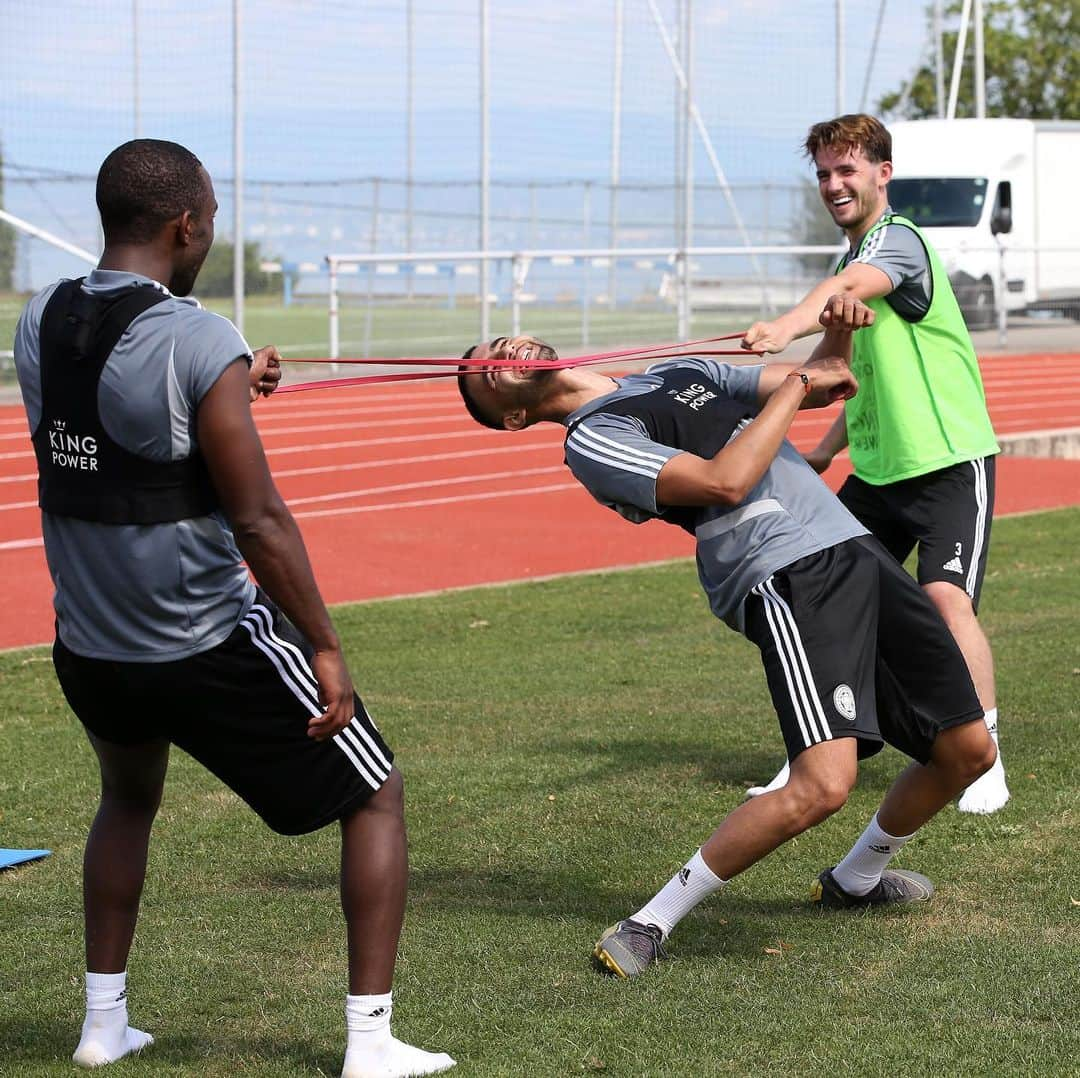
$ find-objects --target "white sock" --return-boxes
[746,758,790,798]
[632,849,727,939]
[831,813,915,896]
[342,993,455,1078]
[958,708,1010,815]
[72,971,154,1068]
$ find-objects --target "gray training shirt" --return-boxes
[563,358,869,632]
[842,206,932,321]
[14,270,257,661]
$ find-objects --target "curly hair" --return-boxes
[96,139,207,244]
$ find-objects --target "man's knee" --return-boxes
[923,580,976,627]
[94,739,169,815]
[779,771,853,831]
[933,722,997,785]
[363,767,404,817]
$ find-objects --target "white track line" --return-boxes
[291,482,582,520]
[285,466,566,507]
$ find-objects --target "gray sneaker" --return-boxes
[811,867,934,908]
[592,919,668,978]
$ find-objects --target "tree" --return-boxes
[0,138,14,292]
[195,239,280,298]
[878,0,1079,121]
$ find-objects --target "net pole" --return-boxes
[405,0,415,300]
[133,0,142,137]
[363,178,380,359]
[232,0,245,336]
[835,0,845,113]
[678,0,694,342]
[479,0,491,342]
[328,257,340,363]
[934,0,945,118]
[582,181,592,349]
[973,0,986,119]
[946,0,973,120]
[608,0,623,310]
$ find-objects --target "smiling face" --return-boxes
[814,144,892,242]
[457,336,559,430]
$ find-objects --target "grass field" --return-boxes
[1,508,1078,1076]
[0,291,750,370]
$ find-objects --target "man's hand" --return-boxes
[742,320,794,355]
[818,293,875,331]
[249,345,283,402]
[306,647,356,741]
[795,357,858,407]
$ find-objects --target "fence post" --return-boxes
[327,257,339,367]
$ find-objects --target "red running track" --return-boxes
[0,352,1078,651]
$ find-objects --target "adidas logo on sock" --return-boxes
[869,843,891,854]
[942,556,963,573]
[366,1007,388,1018]
[678,867,691,886]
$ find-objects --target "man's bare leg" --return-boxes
[924,581,1009,814]
[595,740,858,977]
[74,735,168,1067]
[826,719,996,899]
[339,768,454,1078]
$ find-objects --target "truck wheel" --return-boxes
[961,279,996,329]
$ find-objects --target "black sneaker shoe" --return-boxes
[811,866,934,908]
[591,919,668,978]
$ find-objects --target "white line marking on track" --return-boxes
[292,482,582,520]
[285,466,566,507]
[274,442,555,479]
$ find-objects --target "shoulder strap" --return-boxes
[90,285,172,364]
[39,278,170,370]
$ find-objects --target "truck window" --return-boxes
[887,177,988,227]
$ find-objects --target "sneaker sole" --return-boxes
[811,869,934,908]
[591,943,630,979]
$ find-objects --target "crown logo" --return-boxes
[52,419,66,430]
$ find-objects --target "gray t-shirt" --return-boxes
[842,207,931,321]
[14,270,257,661]
[563,358,869,631]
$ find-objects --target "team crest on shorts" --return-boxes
[833,684,857,721]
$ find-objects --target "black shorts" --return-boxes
[837,456,996,611]
[52,594,394,835]
[744,536,984,765]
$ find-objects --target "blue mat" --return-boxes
[0,848,51,870]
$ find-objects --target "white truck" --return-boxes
[887,118,1080,326]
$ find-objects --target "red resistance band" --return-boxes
[275,332,762,394]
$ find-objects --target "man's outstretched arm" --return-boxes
[741,260,891,354]
[658,296,868,506]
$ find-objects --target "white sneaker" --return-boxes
[73,1025,153,1068]
[958,751,1010,815]
[341,1035,455,1078]
[746,759,790,798]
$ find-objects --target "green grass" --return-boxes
[1,509,1078,1076]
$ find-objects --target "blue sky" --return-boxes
[2,0,932,285]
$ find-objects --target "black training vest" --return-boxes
[32,278,220,525]
[565,367,751,534]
